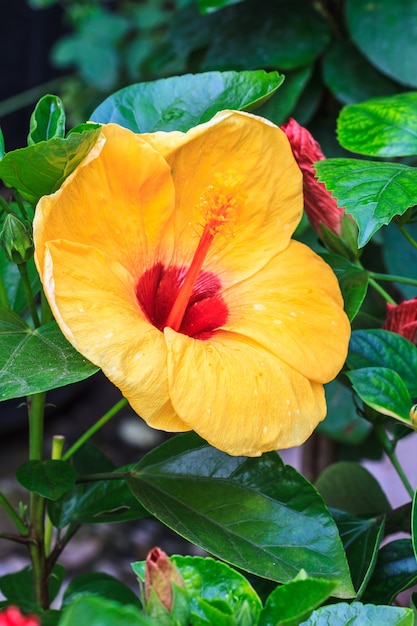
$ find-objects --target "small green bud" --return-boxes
[0,214,34,264]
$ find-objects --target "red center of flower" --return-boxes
[136,263,228,340]
[136,170,243,340]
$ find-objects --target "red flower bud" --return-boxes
[0,606,39,626]
[145,547,184,611]
[281,118,345,237]
[383,297,417,344]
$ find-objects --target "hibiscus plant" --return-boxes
[0,67,417,626]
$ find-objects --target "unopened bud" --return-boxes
[0,215,34,264]
[145,547,184,612]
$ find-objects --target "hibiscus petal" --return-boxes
[142,110,303,284]
[222,240,350,384]
[43,240,188,431]
[34,124,176,275]
[165,327,326,456]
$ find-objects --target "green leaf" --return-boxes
[346,0,417,88]
[337,93,417,157]
[58,595,153,626]
[0,315,99,401]
[0,254,40,315]
[16,460,77,500]
[346,367,413,423]
[333,510,385,598]
[256,66,313,126]
[322,39,404,106]
[0,565,65,612]
[362,539,417,605]
[126,433,355,598]
[315,158,417,246]
[315,462,391,516]
[320,253,368,321]
[48,443,148,527]
[201,0,330,72]
[134,555,262,625]
[0,126,101,204]
[301,601,413,625]
[382,222,417,299]
[28,94,66,146]
[198,0,245,13]
[348,329,417,396]
[258,577,337,626]
[90,70,283,133]
[318,379,371,445]
[62,572,141,610]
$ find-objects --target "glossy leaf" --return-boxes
[258,577,337,626]
[362,539,417,605]
[348,329,417,396]
[318,379,371,445]
[0,565,65,613]
[62,572,141,610]
[28,94,66,146]
[133,554,262,625]
[16,460,77,500]
[315,462,391,516]
[346,367,413,423]
[333,510,385,597]
[347,0,417,88]
[90,70,283,132]
[198,0,245,12]
[301,601,413,625]
[320,253,368,321]
[337,93,417,157]
[322,39,403,105]
[0,126,101,204]
[201,0,330,71]
[127,433,355,598]
[58,595,153,626]
[0,315,99,401]
[315,158,417,246]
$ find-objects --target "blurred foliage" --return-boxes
[23,0,413,149]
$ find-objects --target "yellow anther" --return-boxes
[198,169,245,237]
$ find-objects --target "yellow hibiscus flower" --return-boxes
[33,110,350,456]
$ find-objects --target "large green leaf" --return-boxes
[126,433,355,598]
[346,0,417,88]
[58,596,153,626]
[62,572,141,610]
[0,311,99,400]
[315,462,391,516]
[201,0,330,71]
[0,126,101,204]
[333,510,385,598]
[256,66,313,126]
[301,601,413,625]
[346,367,413,424]
[322,39,403,106]
[337,93,417,157]
[348,329,417,396]
[315,158,417,246]
[258,577,337,626]
[362,539,417,605]
[90,70,283,133]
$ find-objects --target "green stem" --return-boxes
[18,262,40,327]
[28,391,49,609]
[368,271,417,289]
[397,223,417,251]
[375,424,414,499]
[44,436,65,557]
[0,492,28,535]
[0,194,14,215]
[62,397,128,461]
[0,272,9,308]
[0,77,68,117]
[368,277,396,304]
